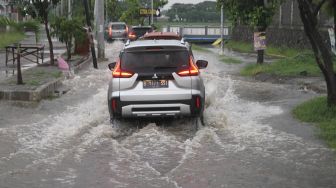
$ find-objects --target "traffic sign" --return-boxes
[139,8,161,17]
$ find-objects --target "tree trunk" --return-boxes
[66,41,72,61]
[257,50,264,64]
[298,0,336,106]
[334,0,336,53]
[44,18,55,65]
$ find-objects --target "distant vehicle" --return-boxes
[105,22,128,41]
[142,32,182,40]
[128,26,153,41]
[107,39,208,126]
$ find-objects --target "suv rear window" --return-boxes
[112,24,126,30]
[121,50,189,73]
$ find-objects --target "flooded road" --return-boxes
[0,42,335,188]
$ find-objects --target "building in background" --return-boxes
[231,0,332,49]
[0,0,18,21]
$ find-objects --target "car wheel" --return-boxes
[110,116,121,128]
[193,116,202,131]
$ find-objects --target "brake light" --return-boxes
[108,26,112,37]
[112,61,134,78]
[196,96,201,109]
[112,99,117,112]
[177,57,199,76]
[128,32,136,39]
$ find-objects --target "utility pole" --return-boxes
[96,0,105,59]
[105,0,108,23]
[220,4,224,54]
[151,0,153,25]
[68,0,71,19]
[17,44,23,85]
[60,0,64,16]
[83,0,98,69]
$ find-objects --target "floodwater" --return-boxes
[0,41,335,188]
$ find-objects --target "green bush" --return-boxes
[0,16,40,43]
[51,17,86,60]
[21,20,40,32]
[293,97,336,148]
[0,16,13,27]
[0,32,25,48]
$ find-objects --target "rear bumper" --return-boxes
[109,96,203,119]
[123,103,190,117]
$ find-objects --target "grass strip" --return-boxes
[240,53,325,77]
[293,97,336,148]
[191,44,211,52]
[225,40,308,58]
[0,32,25,48]
[220,56,242,64]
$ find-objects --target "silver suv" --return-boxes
[107,39,208,124]
[105,22,128,41]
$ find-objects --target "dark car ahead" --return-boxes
[128,26,153,41]
[142,32,182,40]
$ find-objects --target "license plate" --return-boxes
[143,80,168,88]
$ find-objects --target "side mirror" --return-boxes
[108,62,116,71]
[196,60,208,69]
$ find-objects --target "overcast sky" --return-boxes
[163,0,216,10]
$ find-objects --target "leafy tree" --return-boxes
[13,0,60,65]
[120,0,168,25]
[297,0,336,106]
[139,0,168,8]
[120,0,142,25]
[106,0,125,22]
[217,0,282,64]
[51,17,86,60]
[166,2,220,22]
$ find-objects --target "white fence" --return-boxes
[162,26,229,37]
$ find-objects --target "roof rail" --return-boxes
[180,38,185,45]
[125,40,130,46]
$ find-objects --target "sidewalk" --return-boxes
[0,29,66,80]
[0,27,92,102]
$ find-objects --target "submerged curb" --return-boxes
[0,55,92,102]
[0,78,63,101]
[72,55,92,74]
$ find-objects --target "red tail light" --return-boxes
[196,96,201,109]
[128,32,136,39]
[112,99,117,112]
[177,57,199,76]
[112,61,134,78]
[108,26,112,37]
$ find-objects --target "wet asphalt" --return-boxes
[0,41,335,188]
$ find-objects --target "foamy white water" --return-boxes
[0,43,335,188]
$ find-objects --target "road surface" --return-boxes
[0,41,335,188]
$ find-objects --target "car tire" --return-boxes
[110,116,121,128]
[193,116,202,131]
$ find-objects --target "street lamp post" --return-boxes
[68,0,71,19]
[151,0,153,25]
[220,4,224,54]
